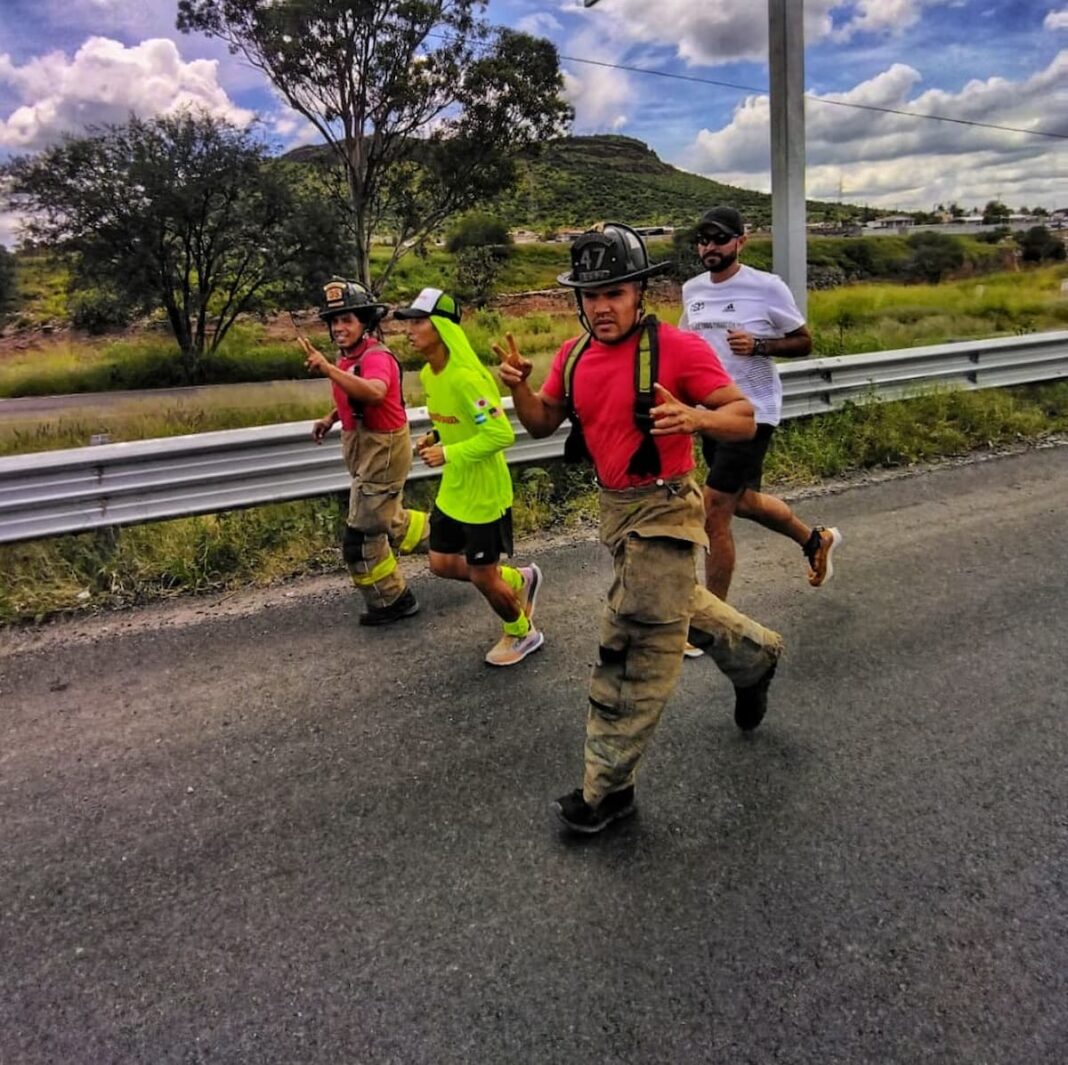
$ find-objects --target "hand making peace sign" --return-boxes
[493,333,534,391]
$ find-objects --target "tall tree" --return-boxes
[177,0,573,293]
[3,112,342,379]
[982,200,1011,226]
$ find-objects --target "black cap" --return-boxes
[697,205,745,239]
[557,221,669,289]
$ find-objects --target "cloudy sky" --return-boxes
[1,0,1066,245]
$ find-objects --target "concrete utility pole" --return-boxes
[768,0,808,313]
[583,0,808,309]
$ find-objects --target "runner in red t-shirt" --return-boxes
[496,223,784,835]
[539,322,733,490]
[302,278,429,625]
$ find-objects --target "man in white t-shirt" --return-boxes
[680,205,842,604]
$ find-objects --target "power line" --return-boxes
[427,31,1067,143]
[553,52,1068,142]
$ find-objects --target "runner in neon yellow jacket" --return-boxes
[395,288,546,667]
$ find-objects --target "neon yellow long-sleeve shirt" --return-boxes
[420,357,515,524]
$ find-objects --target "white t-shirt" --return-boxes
[679,264,805,426]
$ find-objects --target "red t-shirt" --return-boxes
[333,339,406,432]
[542,321,733,490]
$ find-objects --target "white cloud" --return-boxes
[0,37,254,151]
[680,51,1068,209]
[571,0,833,66]
[1045,7,1068,29]
[559,22,640,133]
[568,0,952,67]
[267,104,321,150]
[562,65,631,132]
[828,0,947,42]
[517,13,564,37]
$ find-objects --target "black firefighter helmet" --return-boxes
[557,222,670,289]
[318,277,390,327]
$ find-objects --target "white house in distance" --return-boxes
[864,214,916,230]
[863,211,1056,238]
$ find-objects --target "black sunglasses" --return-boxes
[696,231,738,247]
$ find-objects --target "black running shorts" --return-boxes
[429,506,514,566]
[702,423,776,494]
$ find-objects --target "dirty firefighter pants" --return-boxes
[341,427,429,610]
[584,478,784,805]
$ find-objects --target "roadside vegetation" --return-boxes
[2,251,1066,623]
[2,265,1066,456]
[3,380,1067,624]
[6,231,1060,337]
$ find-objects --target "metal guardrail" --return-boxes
[1,331,1066,545]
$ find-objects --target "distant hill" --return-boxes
[495,135,832,231]
[281,134,873,233]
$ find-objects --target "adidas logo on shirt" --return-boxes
[723,302,736,312]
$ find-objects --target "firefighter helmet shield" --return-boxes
[318,277,390,324]
[557,222,669,289]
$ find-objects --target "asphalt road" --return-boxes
[2,447,1067,1064]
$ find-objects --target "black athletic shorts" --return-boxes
[429,505,514,566]
[702,423,776,494]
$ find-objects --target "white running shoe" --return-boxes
[804,526,843,587]
[517,563,543,620]
[485,628,545,667]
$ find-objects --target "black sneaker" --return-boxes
[553,785,636,834]
[358,587,419,627]
[733,659,778,732]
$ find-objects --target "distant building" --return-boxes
[864,215,916,230]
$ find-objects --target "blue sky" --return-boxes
[1,0,1066,246]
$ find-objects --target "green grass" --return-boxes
[765,382,1068,484]
[806,268,1068,356]
[6,262,1065,405]
[0,324,324,399]
[5,251,70,327]
[3,381,1068,624]
[0,396,333,457]
[4,266,1067,457]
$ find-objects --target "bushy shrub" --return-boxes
[903,232,965,284]
[453,245,510,307]
[974,226,1012,245]
[1017,226,1066,264]
[69,287,131,334]
[808,264,848,290]
[445,212,513,253]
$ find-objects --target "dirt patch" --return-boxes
[2,279,687,360]
[490,278,681,318]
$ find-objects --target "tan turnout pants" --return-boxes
[583,478,784,805]
[341,426,429,610]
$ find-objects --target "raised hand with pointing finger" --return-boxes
[650,382,702,436]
